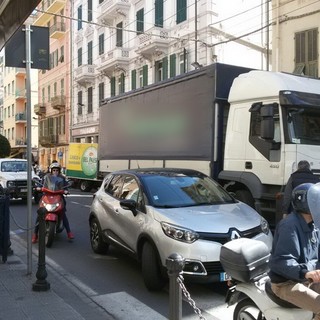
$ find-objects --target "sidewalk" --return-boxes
[0,234,114,320]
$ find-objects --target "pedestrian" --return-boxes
[32,162,74,243]
[282,160,319,218]
[269,183,320,319]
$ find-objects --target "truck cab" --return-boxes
[219,71,320,226]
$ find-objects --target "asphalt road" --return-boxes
[8,190,235,320]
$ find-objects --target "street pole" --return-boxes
[25,24,33,274]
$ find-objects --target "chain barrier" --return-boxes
[177,275,207,320]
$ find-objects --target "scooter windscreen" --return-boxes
[307,182,320,229]
[44,175,65,191]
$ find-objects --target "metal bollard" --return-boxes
[166,253,185,320]
[0,188,10,263]
[32,207,50,291]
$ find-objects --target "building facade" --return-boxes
[33,0,71,171]
[272,0,319,76]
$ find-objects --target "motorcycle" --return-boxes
[219,237,313,320]
[34,179,72,248]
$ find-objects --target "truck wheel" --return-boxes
[141,242,166,291]
[80,180,92,192]
[45,221,55,248]
[235,190,255,209]
[233,298,262,320]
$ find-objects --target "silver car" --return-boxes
[89,168,273,291]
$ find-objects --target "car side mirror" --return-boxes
[120,199,138,216]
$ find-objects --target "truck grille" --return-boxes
[11,180,27,187]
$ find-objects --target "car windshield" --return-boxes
[141,174,236,208]
[1,161,27,172]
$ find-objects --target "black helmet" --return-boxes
[307,183,320,229]
[291,183,314,214]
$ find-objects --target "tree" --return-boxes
[0,134,11,158]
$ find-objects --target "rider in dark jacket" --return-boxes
[269,183,320,319]
[282,160,319,218]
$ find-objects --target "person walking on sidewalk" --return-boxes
[32,162,74,243]
[282,160,319,219]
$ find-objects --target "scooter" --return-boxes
[220,238,313,320]
[35,180,71,248]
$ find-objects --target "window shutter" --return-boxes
[110,77,116,96]
[120,73,125,93]
[136,8,144,34]
[169,54,176,77]
[143,65,148,86]
[155,0,163,27]
[163,56,168,80]
[131,69,136,90]
[176,0,186,24]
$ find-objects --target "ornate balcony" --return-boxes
[34,103,46,115]
[75,64,97,86]
[50,22,66,39]
[98,0,130,24]
[136,27,170,59]
[34,0,67,26]
[97,48,130,77]
[51,95,66,110]
[39,135,58,146]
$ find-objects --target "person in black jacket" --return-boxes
[282,160,319,218]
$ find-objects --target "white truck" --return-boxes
[0,158,38,201]
[98,63,320,228]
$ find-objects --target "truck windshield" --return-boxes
[285,107,320,144]
[1,161,27,172]
[280,90,320,145]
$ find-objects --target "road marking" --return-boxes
[92,292,167,320]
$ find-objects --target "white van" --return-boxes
[0,158,38,200]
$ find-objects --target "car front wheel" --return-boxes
[141,242,166,291]
[90,217,109,254]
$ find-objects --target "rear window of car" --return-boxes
[141,174,235,208]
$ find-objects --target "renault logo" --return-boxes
[230,230,241,240]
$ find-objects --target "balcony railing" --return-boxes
[34,103,46,115]
[15,112,27,121]
[50,22,66,39]
[51,95,66,110]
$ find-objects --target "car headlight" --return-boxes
[260,218,270,235]
[7,181,15,188]
[161,222,199,243]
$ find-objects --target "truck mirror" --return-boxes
[260,105,275,140]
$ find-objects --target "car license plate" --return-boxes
[220,272,231,282]
[21,188,27,193]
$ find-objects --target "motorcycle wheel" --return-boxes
[45,221,56,248]
[233,298,265,320]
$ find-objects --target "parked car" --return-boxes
[89,168,273,291]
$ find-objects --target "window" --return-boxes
[99,33,104,55]
[47,85,51,102]
[60,78,64,96]
[77,5,82,30]
[53,82,57,97]
[99,0,104,4]
[98,82,104,104]
[143,65,148,86]
[136,8,144,34]
[105,175,124,198]
[139,68,143,88]
[155,0,164,27]
[42,88,45,103]
[78,91,83,115]
[78,47,82,66]
[88,0,92,22]
[179,50,187,74]
[8,106,10,117]
[60,45,64,63]
[88,87,93,113]
[88,41,93,65]
[176,0,187,24]
[118,73,125,94]
[116,22,123,47]
[295,28,318,77]
[155,57,168,82]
